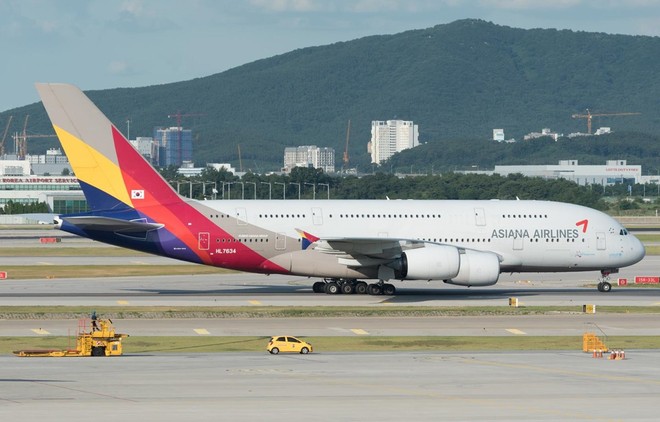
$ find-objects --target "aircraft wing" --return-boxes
[313,237,426,267]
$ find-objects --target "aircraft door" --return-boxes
[474,208,486,226]
[198,232,210,251]
[235,208,247,226]
[513,237,523,250]
[597,232,606,250]
[312,207,323,225]
[275,232,287,250]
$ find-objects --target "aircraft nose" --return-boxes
[629,235,646,264]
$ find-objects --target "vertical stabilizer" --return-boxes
[35,83,179,212]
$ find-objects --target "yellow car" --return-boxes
[267,336,313,354]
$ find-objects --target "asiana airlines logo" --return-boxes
[491,228,580,240]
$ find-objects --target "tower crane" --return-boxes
[167,112,205,165]
[11,115,57,159]
[571,109,641,134]
[0,115,13,156]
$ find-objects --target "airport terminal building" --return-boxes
[493,160,652,186]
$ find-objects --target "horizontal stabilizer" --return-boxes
[60,216,164,233]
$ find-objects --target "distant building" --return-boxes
[0,175,85,214]
[493,129,505,142]
[493,159,641,186]
[523,128,562,141]
[283,145,335,173]
[129,137,160,165]
[154,127,193,166]
[368,120,419,164]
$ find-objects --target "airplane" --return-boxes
[35,83,645,295]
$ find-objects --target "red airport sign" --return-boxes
[634,276,660,284]
[0,271,7,280]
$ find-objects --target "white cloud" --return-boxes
[248,0,321,12]
[108,60,130,75]
[479,0,581,9]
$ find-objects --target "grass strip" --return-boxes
[4,335,660,355]
[1,305,659,320]
[0,247,148,257]
[0,265,234,279]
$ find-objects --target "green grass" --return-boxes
[0,265,235,279]
[4,335,660,355]
[0,247,148,257]
[636,234,660,242]
[1,305,659,320]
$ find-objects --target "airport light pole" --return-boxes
[290,183,300,200]
[318,183,330,199]
[261,182,272,200]
[274,182,286,199]
[246,182,256,200]
[304,182,316,200]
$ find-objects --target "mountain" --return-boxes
[2,19,659,172]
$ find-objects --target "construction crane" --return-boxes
[0,115,13,156]
[342,119,351,171]
[167,111,205,165]
[11,115,57,159]
[571,109,641,134]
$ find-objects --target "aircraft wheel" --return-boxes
[599,282,612,292]
[355,282,368,295]
[312,281,326,293]
[367,284,382,295]
[325,282,340,294]
[341,283,355,294]
[382,283,396,295]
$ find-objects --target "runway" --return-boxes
[2,351,660,421]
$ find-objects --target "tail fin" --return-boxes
[35,83,180,212]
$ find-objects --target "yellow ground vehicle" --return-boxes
[267,336,313,354]
[13,318,128,357]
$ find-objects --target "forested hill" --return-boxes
[3,19,659,171]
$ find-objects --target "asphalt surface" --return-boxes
[2,351,660,421]
[2,229,660,421]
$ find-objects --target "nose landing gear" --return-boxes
[597,269,617,292]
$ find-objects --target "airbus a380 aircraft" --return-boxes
[36,83,645,295]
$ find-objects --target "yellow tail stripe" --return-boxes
[54,125,132,207]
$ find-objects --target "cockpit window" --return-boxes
[619,229,629,236]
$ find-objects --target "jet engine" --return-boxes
[395,245,461,280]
[444,249,501,287]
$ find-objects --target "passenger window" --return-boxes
[288,338,300,343]
[277,337,285,342]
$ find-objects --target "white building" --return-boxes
[493,129,505,142]
[283,145,335,173]
[368,120,419,164]
[129,137,160,165]
[493,160,642,186]
[523,128,562,141]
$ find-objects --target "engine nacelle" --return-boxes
[444,249,501,287]
[396,245,460,280]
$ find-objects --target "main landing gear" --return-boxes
[312,279,396,296]
[597,269,616,293]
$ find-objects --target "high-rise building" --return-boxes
[283,145,335,173]
[368,120,419,164]
[153,127,193,166]
[129,137,160,166]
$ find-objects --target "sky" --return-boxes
[1,0,660,112]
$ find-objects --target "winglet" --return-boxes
[296,229,320,250]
